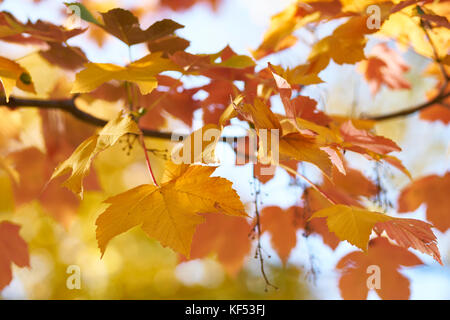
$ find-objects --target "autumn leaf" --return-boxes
[200,80,239,125]
[51,111,140,198]
[252,1,341,59]
[261,206,303,263]
[359,43,411,95]
[381,7,448,60]
[253,160,297,184]
[170,46,255,81]
[309,204,393,251]
[420,105,450,124]
[0,56,35,101]
[232,98,332,177]
[398,172,450,232]
[147,34,190,56]
[71,52,181,95]
[0,11,85,44]
[268,61,326,86]
[40,42,88,70]
[96,163,247,258]
[0,221,30,290]
[340,120,402,155]
[304,164,378,210]
[100,9,184,46]
[337,237,422,300]
[375,218,442,265]
[64,4,185,47]
[188,212,252,275]
[64,2,102,26]
[173,124,221,164]
[307,16,375,71]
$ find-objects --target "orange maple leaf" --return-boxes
[260,206,304,263]
[398,172,450,232]
[188,213,252,275]
[337,237,422,300]
[0,221,30,290]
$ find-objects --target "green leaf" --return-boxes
[64,2,102,26]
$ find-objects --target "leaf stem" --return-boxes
[280,163,337,205]
[139,134,159,187]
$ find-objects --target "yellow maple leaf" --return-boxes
[308,16,374,68]
[71,52,181,95]
[51,111,140,197]
[381,8,450,60]
[0,57,35,101]
[173,124,221,165]
[95,163,247,257]
[309,204,393,250]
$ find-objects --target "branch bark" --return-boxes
[363,87,449,121]
[1,83,448,137]
[0,96,241,142]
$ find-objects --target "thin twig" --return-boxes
[363,14,449,121]
[0,96,244,143]
[280,163,336,205]
[252,165,277,291]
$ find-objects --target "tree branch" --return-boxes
[1,82,449,137]
[364,87,450,121]
[0,96,241,143]
[364,17,449,122]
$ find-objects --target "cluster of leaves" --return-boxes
[0,0,449,299]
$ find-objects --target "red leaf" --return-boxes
[260,206,304,263]
[375,218,442,265]
[398,172,450,232]
[0,221,30,290]
[337,237,422,300]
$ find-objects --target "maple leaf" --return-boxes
[260,206,303,263]
[0,56,36,101]
[420,105,450,124]
[96,163,247,258]
[170,46,255,81]
[305,164,378,210]
[0,11,85,44]
[50,111,140,198]
[253,160,298,184]
[381,7,448,60]
[40,42,88,71]
[173,124,221,164]
[147,34,190,56]
[309,204,393,251]
[359,43,411,95]
[200,80,239,125]
[252,1,342,59]
[337,237,423,300]
[138,78,200,128]
[398,172,450,232]
[307,16,375,71]
[0,221,30,290]
[71,52,181,95]
[340,120,402,155]
[375,218,442,265]
[232,98,332,177]
[100,9,184,46]
[268,62,326,86]
[188,212,252,275]
[64,4,185,47]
